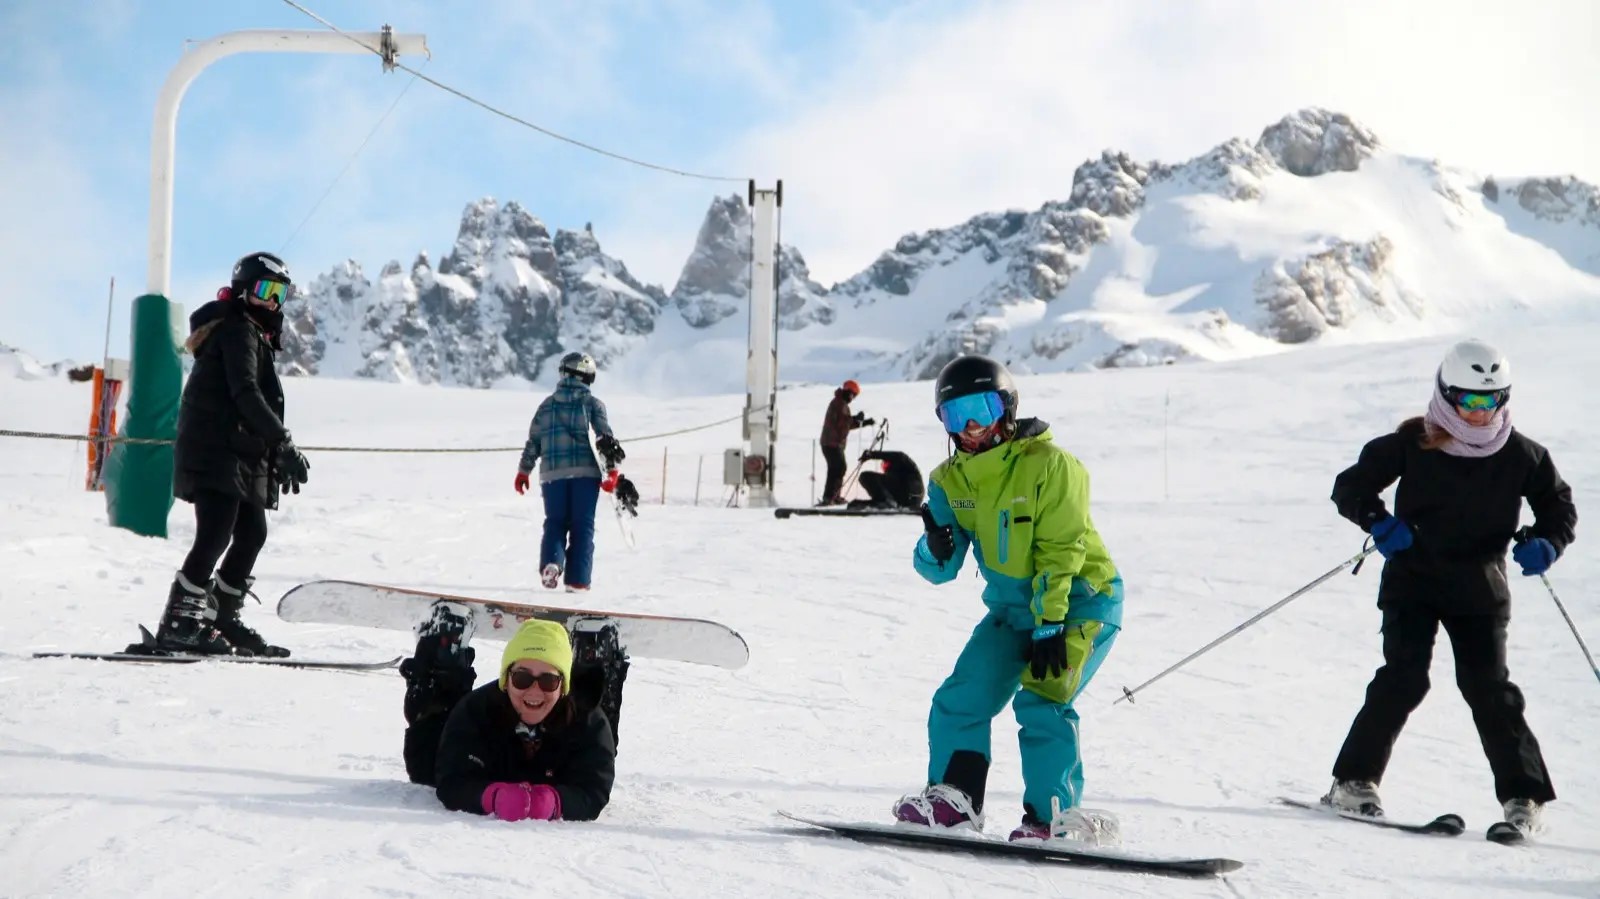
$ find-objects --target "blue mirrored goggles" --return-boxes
[1444,386,1508,411]
[938,391,1005,432]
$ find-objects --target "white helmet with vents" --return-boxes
[1437,339,1510,407]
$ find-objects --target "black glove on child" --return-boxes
[596,434,626,469]
[615,474,640,517]
[273,438,311,494]
[919,504,955,564]
[1028,621,1069,680]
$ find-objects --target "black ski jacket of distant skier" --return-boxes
[173,298,289,510]
[1331,418,1576,616]
[433,681,616,821]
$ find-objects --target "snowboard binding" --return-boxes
[400,600,478,724]
[569,616,630,744]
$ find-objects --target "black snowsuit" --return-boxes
[853,450,925,510]
[405,681,617,821]
[172,300,290,586]
[1328,418,1576,803]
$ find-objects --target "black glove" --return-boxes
[851,411,866,425]
[273,438,310,494]
[919,504,955,564]
[596,434,626,469]
[615,474,640,517]
[1028,620,1069,680]
[862,417,876,427]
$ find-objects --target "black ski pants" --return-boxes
[859,470,924,509]
[180,489,268,588]
[820,445,847,503]
[1332,604,1554,803]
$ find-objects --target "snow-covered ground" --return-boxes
[2,324,1596,897]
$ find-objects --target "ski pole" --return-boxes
[1114,546,1376,705]
[1514,528,1599,685]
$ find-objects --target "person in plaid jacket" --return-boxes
[514,352,627,592]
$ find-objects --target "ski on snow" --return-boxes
[1484,821,1530,845]
[31,625,400,671]
[774,507,920,519]
[779,811,1243,878]
[1277,797,1465,837]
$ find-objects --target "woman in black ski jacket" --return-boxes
[1322,339,1576,837]
[154,251,310,657]
[402,617,617,821]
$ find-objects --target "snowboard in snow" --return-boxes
[778,812,1243,878]
[276,580,748,669]
[1277,797,1465,836]
[774,507,920,519]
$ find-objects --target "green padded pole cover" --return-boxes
[104,293,184,537]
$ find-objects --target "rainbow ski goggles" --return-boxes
[938,390,1005,432]
[1442,386,1509,411]
[249,278,290,308]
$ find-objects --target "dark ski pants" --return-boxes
[859,471,924,509]
[820,445,846,503]
[180,490,268,587]
[1332,604,1555,803]
[540,476,600,587]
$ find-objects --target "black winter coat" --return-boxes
[434,682,616,821]
[1331,419,1577,616]
[173,300,289,509]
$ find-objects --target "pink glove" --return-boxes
[481,782,562,821]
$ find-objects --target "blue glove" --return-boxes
[1512,537,1556,576]
[1369,515,1412,559]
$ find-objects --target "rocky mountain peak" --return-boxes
[1257,108,1380,176]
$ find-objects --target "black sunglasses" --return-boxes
[508,668,563,691]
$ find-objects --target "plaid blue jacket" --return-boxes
[518,377,615,483]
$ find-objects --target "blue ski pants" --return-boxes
[540,476,600,587]
[926,604,1120,819]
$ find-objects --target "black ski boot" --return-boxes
[400,601,478,724]
[153,572,235,655]
[212,575,290,658]
[570,617,630,744]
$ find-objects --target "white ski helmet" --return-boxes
[1437,339,1510,405]
[558,351,597,385]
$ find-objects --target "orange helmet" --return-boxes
[842,379,861,397]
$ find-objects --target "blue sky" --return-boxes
[4,0,1597,361]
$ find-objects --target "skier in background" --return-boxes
[514,352,630,593]
[1323,339,1575,838]
[848,448,924,511]
[896,354,1124,846]
[818,379,873,505]
[400,612,621,822]
[151,251,310,657]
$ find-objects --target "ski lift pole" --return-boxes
[1114,546,1376,705]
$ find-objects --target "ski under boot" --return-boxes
[1322,778,1383,817]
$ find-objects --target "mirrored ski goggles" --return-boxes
[248,278,290,309]
[1445,387,1509,411]
[507,668,564,692]
[938,390,1005,432]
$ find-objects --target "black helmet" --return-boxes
[934,355,1017,420]
[559,351,597,385]
[231,251,291,296]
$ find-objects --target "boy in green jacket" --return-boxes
[893,355,1124,845]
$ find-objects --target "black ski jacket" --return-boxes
[173,300,289,509]
[860,450,926,503]
[1331,419,1577,616]
[433,681,616,821]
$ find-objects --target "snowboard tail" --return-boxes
[779,812,1243,878]
[276,580,748,669]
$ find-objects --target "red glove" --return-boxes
[600,469,620,494]
[514,471,530,495]
[481,782,561,821]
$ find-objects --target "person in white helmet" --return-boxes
[1323,339,1576,839]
